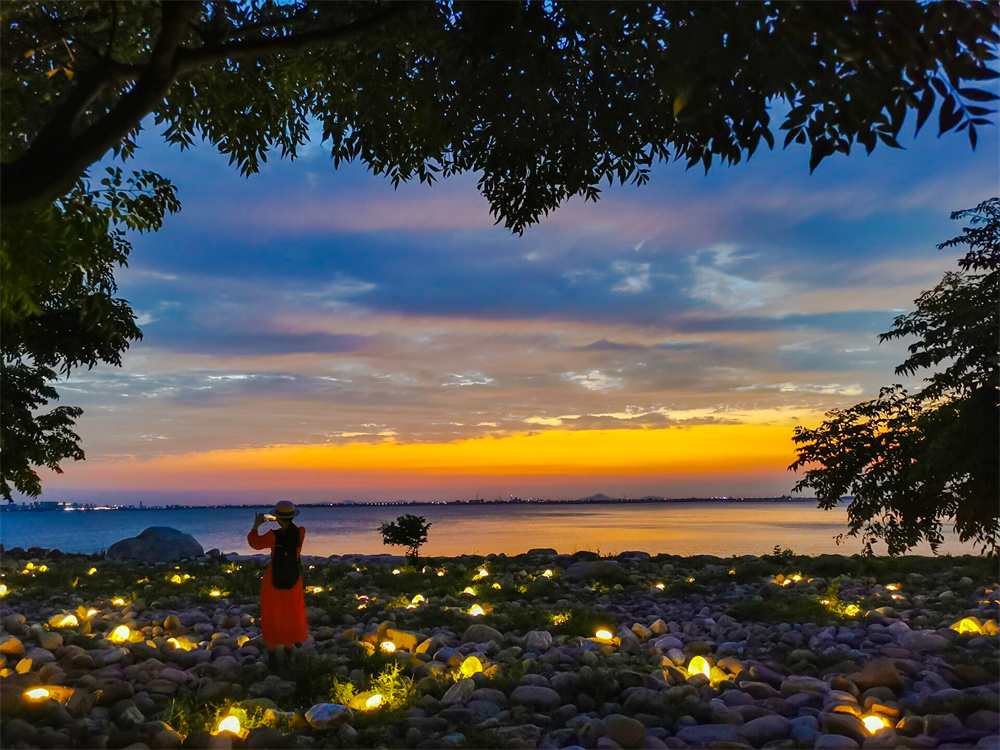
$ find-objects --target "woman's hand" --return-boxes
[253,512,266,529]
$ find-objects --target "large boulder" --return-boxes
[106,527,204,562]
[562,560,631,584]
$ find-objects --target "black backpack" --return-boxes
[271,524,301,589]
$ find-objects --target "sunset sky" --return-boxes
[35,116,997,504]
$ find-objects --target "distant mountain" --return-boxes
[576,493,618,502]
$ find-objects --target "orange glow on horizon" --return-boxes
[50,424,798,490]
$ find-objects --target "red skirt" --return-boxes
[259,563,308,647]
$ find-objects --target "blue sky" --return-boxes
[40,108,998,503]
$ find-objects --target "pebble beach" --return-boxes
[1,541,998,749]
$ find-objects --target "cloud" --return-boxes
[734,382,864,396]
[611,262,651,293]
[564,371,625,391]
[687,246,787,311]
[442,372,496,387]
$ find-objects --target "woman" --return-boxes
[247,500,308,670]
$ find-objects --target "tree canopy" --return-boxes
[790,198,1000,556]
[1,0,997,501]
[2,1,997,230]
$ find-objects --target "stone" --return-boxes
[780,675,830,697]
[525,630,553,653]
[966,710,1000,733]
[854,658,904,693]
[820,712,866,745]
[95,679,134,707]
[675,724,740,744]
[441,678,476,707]
[245,728,285,749]
[151,729,184,749]
[511,685,562,711]
[0,636,24,656]
[106,527,204,562]
[814,735,860,749]
[304,703,353,730]
[562,560,631,584]
[604,714,646,749]
[462,624,504,644]
[898,630,948,652]
[741,715,790,745]
[37,632,63,651]
[385,628,421,652]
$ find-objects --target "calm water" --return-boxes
[0,502,980,557]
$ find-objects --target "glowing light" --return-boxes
[552,615,567,625]
[655,583,665,590]
[844,604,861,617]
[729,569,736,575]
[86,608,97,618]
[112,597,126,606]
[686,577,696,583]
[462,586,476,596]
[87,567,97,575]
[308,565,315,570]
[891,594,904,600]
[885,583,900,591]
[861,714,889,734]
[688,655,710,678]
[459,655,483,678]
[170,574,183,584]
[109,625,131,643]
[25,687,50,700]
[168,637,196,651]
[57,614,79,628]
[0,584,8,597]
[820,599,831,606]
[492,582,502,589]
[392,569,400,575]
[209,589,222,597]
[595,629,614,641]
[380,641,397,653]
[37,565,48,572]
[475,568,489,579]
[305,586,324,594]
[951,617,985,635]
[357,604,366,610]
[365,694,384,710]
[437,569,446,577]
[542,569,554,578]
[237,635,250,647]
[215,715,241,736]
[412,594,426,604]
[25,562,35,570]
[469,604,485,617]
[406,604,417,609]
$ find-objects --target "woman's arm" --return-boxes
[247,513,273,550]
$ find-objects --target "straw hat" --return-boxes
[273,500,298,520]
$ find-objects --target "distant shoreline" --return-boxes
[2,495,819,511]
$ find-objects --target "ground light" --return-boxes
[215,715,241,736]
[380,641,397,653]
[688,655,710,678]
[542,569,554,578]
[0,584,8,597]
[459,655,483,678]
[469,604,485,617]
[594,629,614,641]
[861,714,889,734]
[109,625,131,643]
[950,617,986,635]
[87,567,97,575]
[112,597,126,606]
[57,614,78,628]
[24,687,50,700]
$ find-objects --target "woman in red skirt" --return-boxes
[247,500,308,670]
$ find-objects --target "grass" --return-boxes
[728,590,840,625]
[330,663,418,726]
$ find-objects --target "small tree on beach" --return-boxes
[378,514,432,560]
[790,198,999,556]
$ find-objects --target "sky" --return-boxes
[33,109,998,504]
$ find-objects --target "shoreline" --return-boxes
[1,545,997,749]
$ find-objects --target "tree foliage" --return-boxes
[2,1,997,231]
[1,0,997,500]
[790,199,1000,556]
[378,514,432,559]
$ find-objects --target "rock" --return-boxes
[605,714,646,749]
[0,636,24,656]
[441,678,476,707]
[820,712,866,745]
[855,658,904,693]
[741,715,790,745]
[525,630,553,653]
[462,624,504,644]
[967,710,1000,733]
[780,675,830,697]
[814,735,860,749]
[527,548,558,557]
[116,705,146,731]
[37,632,63,651]
[151,729,183,749]
[304,703,353,729]
[245,728,285,749]
[95,679,134,707]
[385,628,421,652]
[563,560,630,584]
[898,630,948,652]
[675,725,740,744]
[106,527,204,562]
[511,685,562,711]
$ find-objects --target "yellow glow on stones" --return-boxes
[412,594,426,604]
[86,608,97,618]
[885,583,900,591]
[595,629,614,641]
[459,655,484,678]
[25,687,50,700]
[37,565,49,572]
[461,586,476,596]
[685,577,696,583]
[469,604,485,617]
[380,641,397,653]
[87,567,97,575]
[57,614,79,628]
[542,569,554,578]
[209,589,222,597]
[654,583,665,590]
[474,568,489,579]
[168,637,196,651]
[215,715,241,735]
[109,625,131,643]
[392,569,401,575]
[237,635,250,647]
[553,615,567,625]
[729,569,736,575]
[862,714,889,734]
[112,597,126,606]
[305,586,324,594]
[688,655,710,678]
[437,569,446,577]
[844,604,861,617]
[951,617,985,635]
[365,693,384,710]
[0,584,8,597]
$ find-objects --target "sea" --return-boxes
[0,500,982,558]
